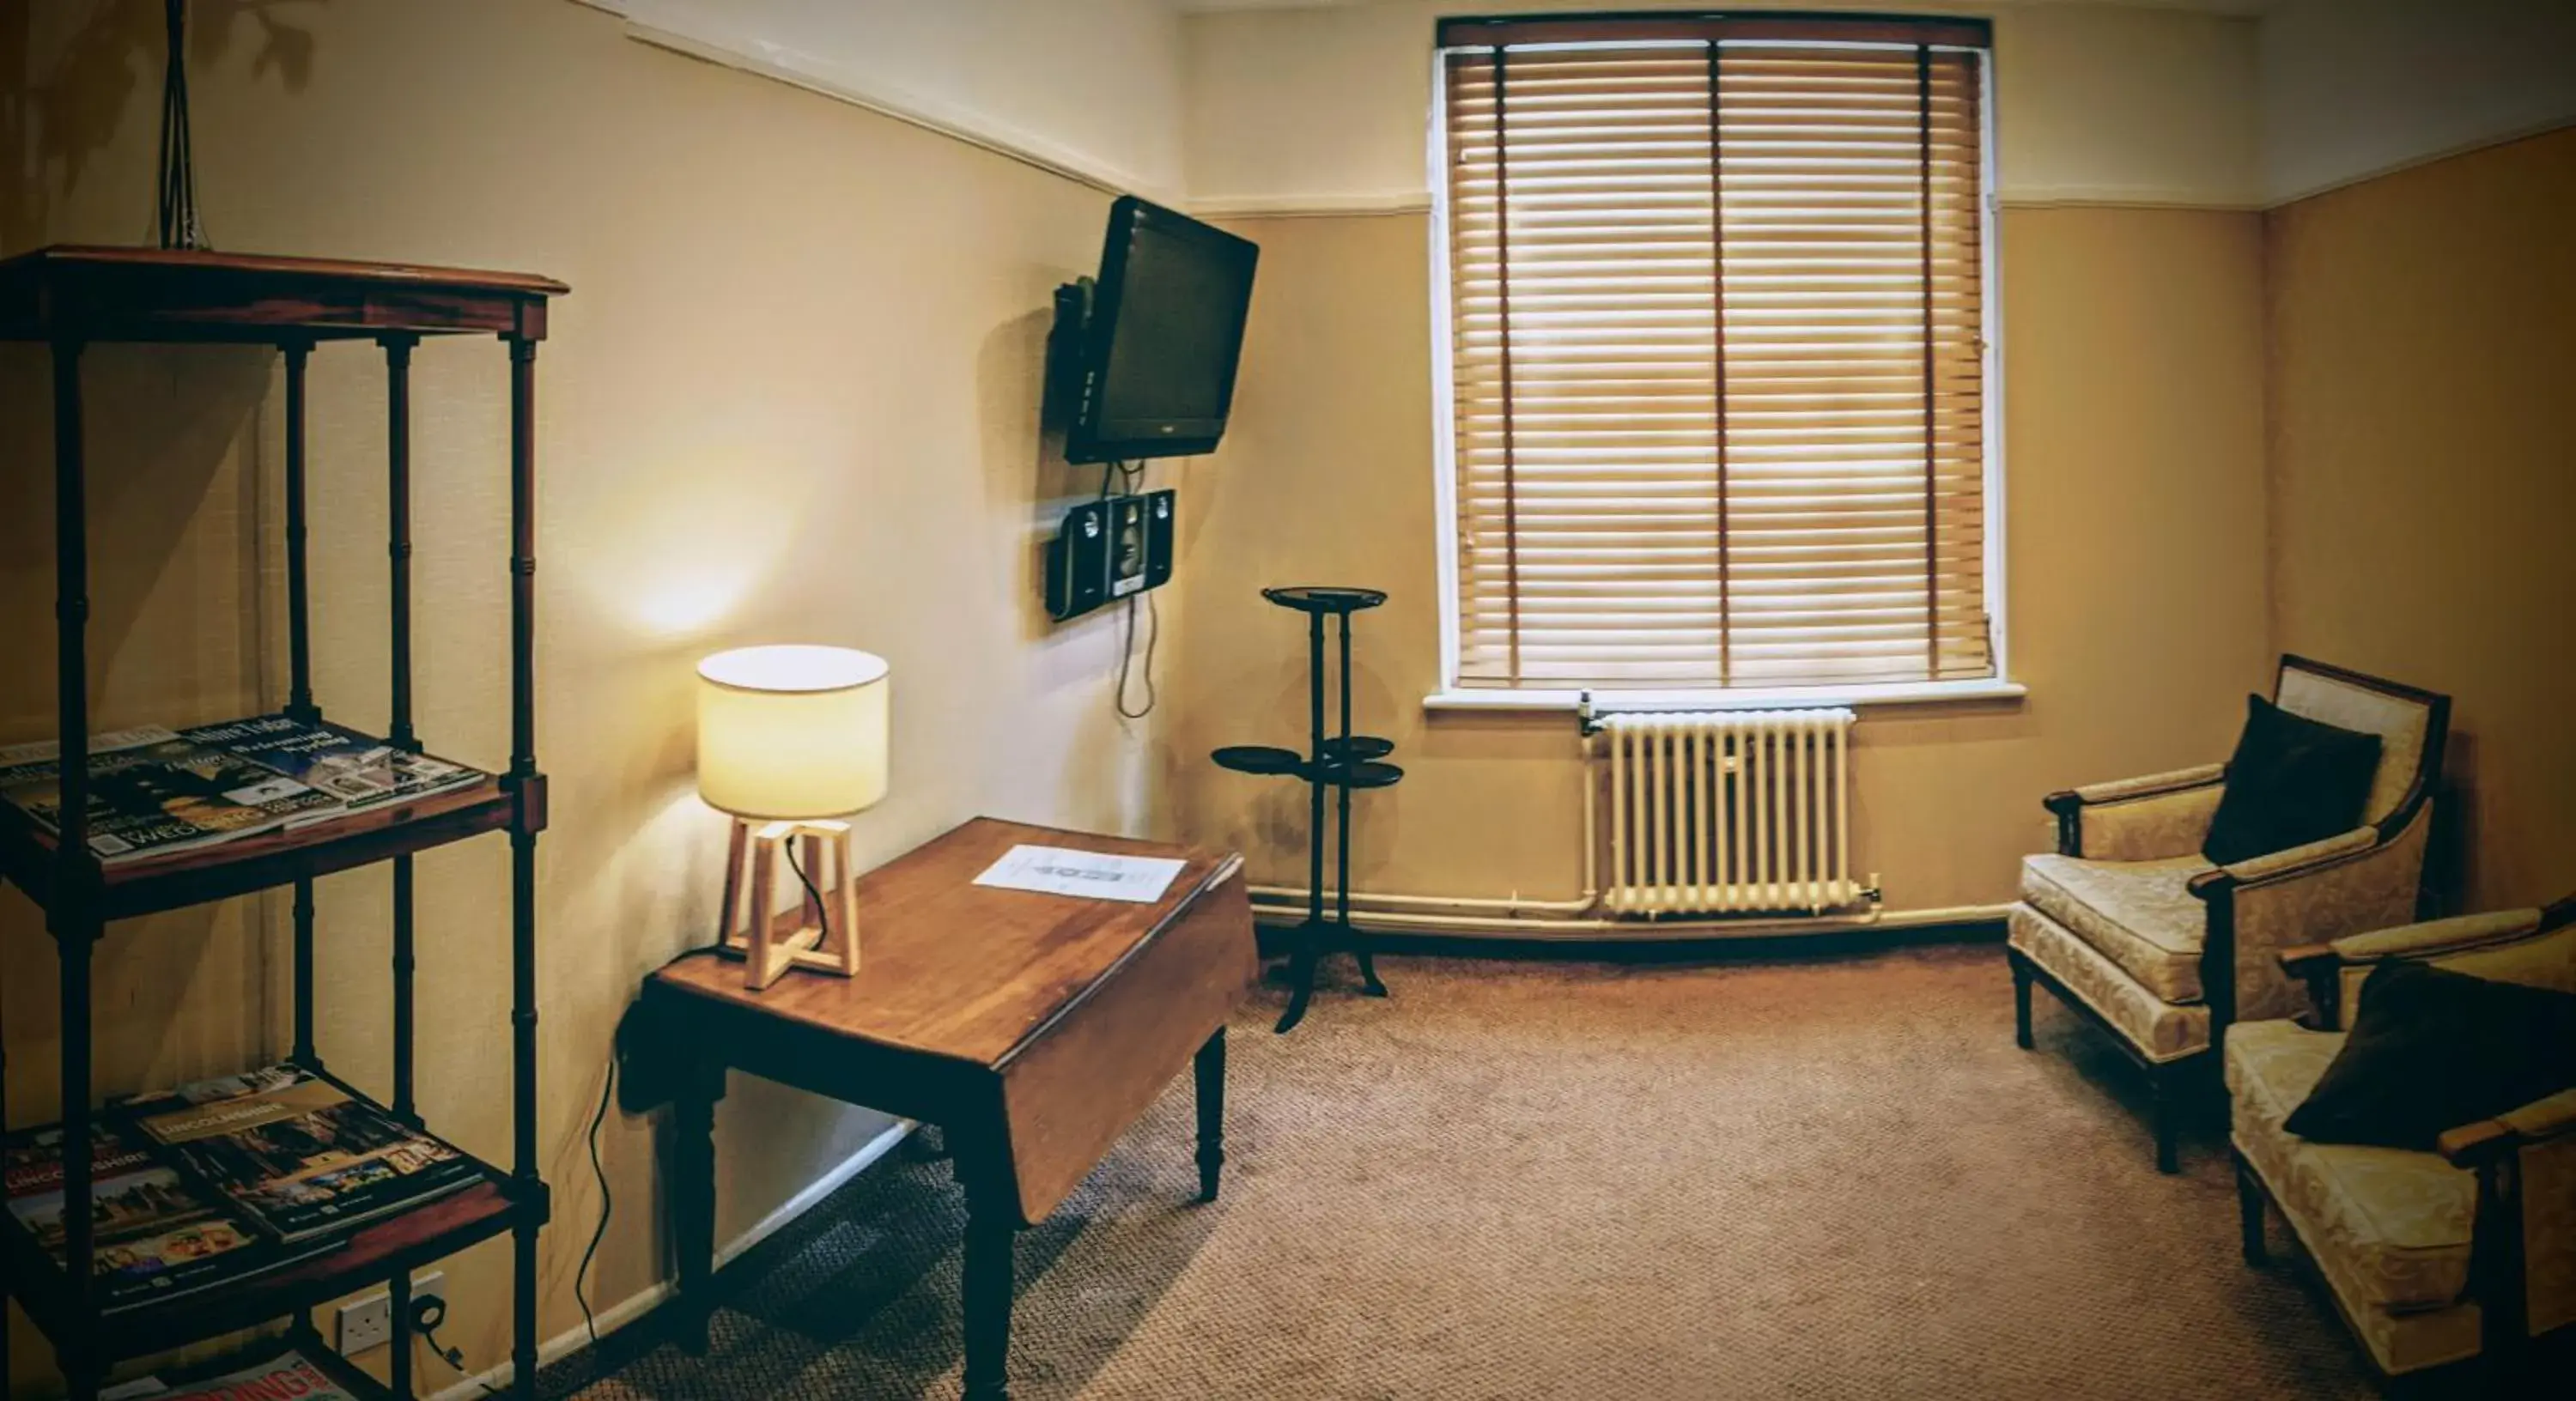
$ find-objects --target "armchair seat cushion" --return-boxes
[2019,853,2213,1004]
[2009,903,2212,1061]
[2228,1019,2476,1311]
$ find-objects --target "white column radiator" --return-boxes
[1595,708,1863,917]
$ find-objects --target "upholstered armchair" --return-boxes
[2230,900,2576,1385]
[2008,656,2451,1170]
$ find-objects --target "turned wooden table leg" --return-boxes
[961,1174,1017,1401]
[1194,1027,1227,1202]
[671,1059,722,1355]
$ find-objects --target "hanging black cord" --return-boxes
[410,1293,504,1397]
[574,1052,617,1348]
[1115,591,1161,719]
[1109,458,1157,718]
[785,839,829,942]
[574,846,823,1356]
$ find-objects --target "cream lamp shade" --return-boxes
[696,645,890,820]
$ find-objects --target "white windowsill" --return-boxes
[1423,678,2029,714]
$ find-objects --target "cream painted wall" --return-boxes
[1174,208,2272,913]
[2259,0,2576,204]
[3,0,1184,1391]
[585,0,1189,198]
[2265,125,2576,911]
[1181,0,2265,213]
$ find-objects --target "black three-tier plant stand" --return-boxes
[1212,585,1402,1034]
[0,246,564,1401]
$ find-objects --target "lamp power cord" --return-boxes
[407,1291,502,1397]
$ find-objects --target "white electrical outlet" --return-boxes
[336,1271,449,1356]
[336,1292,392,1356]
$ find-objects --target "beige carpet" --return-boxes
[546,943,2386,1399]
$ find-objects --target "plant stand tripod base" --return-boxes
[1273,919,1390,1034]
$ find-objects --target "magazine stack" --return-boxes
[0,714,488,864]
[3,1065,487,1316]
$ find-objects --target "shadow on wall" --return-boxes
[5,0,317,254]
[0,340,277,1132]
[0,343,275,735]
[975,302,1073,649]
[2433,728,2480,918]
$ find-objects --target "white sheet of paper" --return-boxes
[971,844,1187,904]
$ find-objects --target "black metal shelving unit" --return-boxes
[1212,585,1402,1034]
[0,245,565,1401]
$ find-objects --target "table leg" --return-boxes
[1194,1027,1226,1203]
[671,1060,721,1355]
[961,1179,1017,1401]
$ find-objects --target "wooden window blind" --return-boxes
[1438,15,1995,693]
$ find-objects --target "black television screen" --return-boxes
[1066,196,1259,464]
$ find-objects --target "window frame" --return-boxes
[1425,23,2014,711]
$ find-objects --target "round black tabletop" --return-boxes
[1211,745,1306,777]
[1315,759,1404,791]
[1262,585,1388,616]
[1318,735,1395,763]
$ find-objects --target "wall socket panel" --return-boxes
[336,1271,447,1356]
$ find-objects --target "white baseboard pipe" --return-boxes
[1248,899,2010,942]
[1248,882,1599,915]
[1252,729,1607,919]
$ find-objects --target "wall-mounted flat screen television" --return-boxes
[1061,196,1260,464]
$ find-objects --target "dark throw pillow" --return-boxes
[2201,693,2383,866]
[2283,960,2576,1152]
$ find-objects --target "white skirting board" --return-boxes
[427,1118,914,1401]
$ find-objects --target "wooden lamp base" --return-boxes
[716,817,860,990]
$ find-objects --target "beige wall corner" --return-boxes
[2264,126,2576,910]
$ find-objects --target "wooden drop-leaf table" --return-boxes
[640,816,1256,1400]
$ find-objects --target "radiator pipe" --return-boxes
[1246,898,1996,942]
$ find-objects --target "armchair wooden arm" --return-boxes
[2275,897,2576,1030]
[2436,1084,2576,1366]
[2439,1089,2576,1171]
[2042,763,2227,858]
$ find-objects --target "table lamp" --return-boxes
[697,645,890,990]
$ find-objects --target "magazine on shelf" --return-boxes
[179,714,487,822]
[0,726,338,864]
[120,1065,483,1244]
[2,1122,333,1313]
[130,1341,363,1401]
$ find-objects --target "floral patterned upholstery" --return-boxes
[2019,854,2212,1003]
[2075,779,2224,863]
[2008,904,2210,1061]
[2227,1021,2476,1310]
[2233,917,2576,1376]
[2225,806,2431,1025]
[2274,664,2433,827]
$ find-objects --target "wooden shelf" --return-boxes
[0,245,567,344]
[17,240,556,1397]
[0,775,520,924]
[1,1171,538,1367]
